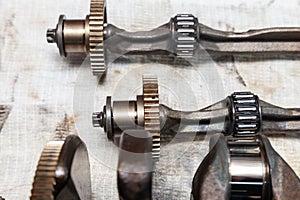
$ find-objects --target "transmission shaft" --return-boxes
[47,0,300,76]
[92,75,300,157]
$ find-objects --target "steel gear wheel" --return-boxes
[143,75,160,158]
[89,0,106,76]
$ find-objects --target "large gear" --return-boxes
[30,135,91,199]
[30,141,64,199]
[143,75,160,158]
[89,0,106,76]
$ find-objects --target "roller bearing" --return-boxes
[173,14,198,57]
[231,92,261,137]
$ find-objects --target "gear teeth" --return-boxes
[231,92,261,136]
[143,75,160,158]
[30,141,64,199]
[89,0,106,76]
[174,14,198,57]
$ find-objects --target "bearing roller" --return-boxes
[229,92,261,136]
[173,14,198,57]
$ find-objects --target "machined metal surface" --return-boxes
[143,75,160,158]
[93,76,300,155]
[47,0,300,76]
[191,134,300,200]
[117,130,153,200]
[47,0,106,76]
[30,135,92,200]
[227,137,271,199]
[93,75,161,158]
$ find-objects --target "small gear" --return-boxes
[30,141,64,199]
[143,75,160,158]
[89,0,106,76]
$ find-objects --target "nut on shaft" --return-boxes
[46,29,56,43]
[92,112,104,127]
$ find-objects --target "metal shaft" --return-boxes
[47,3,300,76]
[93,94,300,147]
[48,14,300,56]
[191,134,300,200]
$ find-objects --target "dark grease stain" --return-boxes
[54,114,77,140]
[267,0,276,7]
[216,56,247,87]
[0,105,12,133]
[38,106,50,115]
[114,69,121,75]
[11,75,19,102]
[5,13,16,41]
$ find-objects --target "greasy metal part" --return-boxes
[143,75,160,158]
[191,134,300,200]
[227,92,269,199]
[89,0,106,75]
[48,1,300,76]
[93,76,160,158]
[227,137,271,199]
[47,15,66,57]
[30,135,92,200]
[199,24,300,55]
[230,92,261,136]
[117,130,153,200]
[173,14,198,57]
[47,15,90,57]
[93,77,300,151]
[47,0,106,76]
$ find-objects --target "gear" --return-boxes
[173,14,198,57]
[231,92,261,137]
[30,140,64,199]
[89,0,106,76]
[30,135,91,199]
[143,75,160,158]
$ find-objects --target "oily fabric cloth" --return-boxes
[0,0,300,199]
